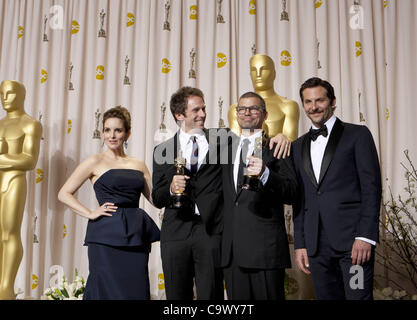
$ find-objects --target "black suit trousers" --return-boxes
[308,223,375,300]
[223,253,285,300]
[160,218,223,300]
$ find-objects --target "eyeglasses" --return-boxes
[236,106,264,115]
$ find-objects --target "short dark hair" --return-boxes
[103,106,131,132]
[299,77,336,103]
[170,86,205,121]
[238,91,266,112]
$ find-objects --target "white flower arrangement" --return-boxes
[43,269,85,300]
[374,287,417,300]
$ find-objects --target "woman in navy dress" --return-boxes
[58,106,160,299]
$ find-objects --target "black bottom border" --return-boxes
[1,300,415,318]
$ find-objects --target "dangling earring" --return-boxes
[101,140,104,148]
[124,141,128,149]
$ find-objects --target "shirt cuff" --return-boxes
[355,237,376,246]
[260,167,270,185]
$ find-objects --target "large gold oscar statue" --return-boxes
[228,54,300,140]
[0,80,42,299]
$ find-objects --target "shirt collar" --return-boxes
[311,115,337,135]
[179,128,205,145]
[240,129,263,146]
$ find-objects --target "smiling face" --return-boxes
[102,117,130,151]
[237,96,268,131]
[301,86,336,128]
[175,95,206,133]
[0,80,25,112]
[250,54,276,91]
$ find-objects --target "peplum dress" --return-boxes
[83,169,160,300]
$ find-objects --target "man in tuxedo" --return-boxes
[152,87,224,300]
[292,77,382,300]
[220,91,298,300]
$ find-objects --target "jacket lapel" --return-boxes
[302,134,318,189]
[318,118,344,186]
[173,131,179,160]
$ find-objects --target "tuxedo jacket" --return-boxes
[152,129,223,243]
[220,135,298,269]
[292,118,382,256]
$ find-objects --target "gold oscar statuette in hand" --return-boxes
[172,151,187,208]
[242,136,263,191]
[0,80,42,299]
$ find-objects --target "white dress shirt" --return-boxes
[310,115,337,182]
[310,115,375,246]
[177,129,209,215]
[178,129,209,172]
[233,130,270,192]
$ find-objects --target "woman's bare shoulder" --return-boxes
[128,157,148,172]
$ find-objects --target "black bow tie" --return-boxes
[309,126,328,141]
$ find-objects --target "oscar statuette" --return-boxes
[172,151,187,208]
[280,0,289,21]
[242,135,263,191]
[317,40,322,69]
[93,109,101,139]
[124,55,131,85]
[159,102,167,133]
[217,0,225,23]
[163,1,171,31]
[98,9,106,38]
[43,15,49,42]
[218,97,225,128]
[188,48,196,79]
[69,62,74,91]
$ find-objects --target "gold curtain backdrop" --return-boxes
[0,0,416,299]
